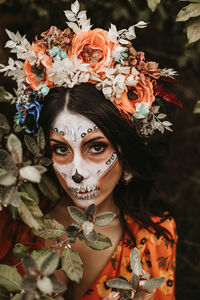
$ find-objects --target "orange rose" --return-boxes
[69,28,115,72]
[24,44,54,90]
[114,79,155,117]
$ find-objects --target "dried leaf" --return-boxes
[20,182,40,204]
[64,10,76,21]
[84,229,97,242]
[7,133,23,163]
[21,276,37,291]
[71,0,80,14]
[67,206,86,224]
[49,274,67,293]
[95,212,116,227]
[61,248,83,283]
[131,273,139,291]
[0,286,10,299]
[106,278,132,290]
[85,233,112,250]
[0,265,22,292]
[130,247,142,276]
[85,203,96,221]
[176,3,200,22]
[143,277,166,290]
[31,247,52,271]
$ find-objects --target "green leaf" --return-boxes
[24,135,40,155]
[38,174,60,201]
[0,286,9,299]
[0,169,16,186]
[67,206,86,224]
[106,278,132,290]
[19,166,42,183]
[85,232,112,250]
[37,127,45,150]
[193,100,200,113]
[10,294,23,300]
[0,113,10,133]
[84,229,98,242]
[18,197,44,230]
[131,273,139,291]
[61,248,83,283]
[0,150,18,175]
[41,251,60,276]
[13,123,23,133]
[20,182,40,204]
[22,255,38,276]
[176,3,200,22]
[0,185,21,207]
[95,212,116,226]
[49,274,67,293]
[143,277,166,291]
[147,0,161,12]
[13,243,28,259]
[0,265,22,292]
[21,276,37,291]
[187,20,200,43]
[32,216,65,239]
[130,247,142,276]
[37,276,53,294]
[85,204,96,221]
[31,247,52,271]
[7,133,23,163]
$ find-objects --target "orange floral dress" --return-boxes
[0,209,177,299]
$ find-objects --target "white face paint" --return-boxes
[49,109,122,208]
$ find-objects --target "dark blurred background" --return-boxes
[0,0,199,299]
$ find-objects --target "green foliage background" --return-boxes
[0,0,200,299]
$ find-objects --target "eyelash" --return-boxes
[52,145,69,155]
[88,142,108,154]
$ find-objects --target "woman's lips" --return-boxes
[69,185,98,200]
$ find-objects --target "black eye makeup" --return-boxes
[50,144,70,155]
[88,142,108,154]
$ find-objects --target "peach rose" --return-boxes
[24,44,54,90]
[69,28,115,72]
[114,79,155,117]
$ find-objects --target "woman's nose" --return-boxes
[72,169,84,183]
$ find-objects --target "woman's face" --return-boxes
[49,108,122,208]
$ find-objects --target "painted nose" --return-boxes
[72,169,84,183]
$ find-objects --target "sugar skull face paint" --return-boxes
[49,109,122,208]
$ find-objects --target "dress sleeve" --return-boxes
[136,216,178,300]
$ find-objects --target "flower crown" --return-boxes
[0,0,182,136]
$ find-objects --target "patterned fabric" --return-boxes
[0,209,177,299]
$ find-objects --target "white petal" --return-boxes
[71,0,80,14]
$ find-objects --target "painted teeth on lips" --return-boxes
[70,185,97,193]
[71,191,98,200]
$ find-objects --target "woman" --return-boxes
[0,1,178,299]
[38,83,177,300]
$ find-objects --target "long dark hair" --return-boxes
[40,83,173,241]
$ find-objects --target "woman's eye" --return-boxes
[89,143,107,154]
[54,146,69,155]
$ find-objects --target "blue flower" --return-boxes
[15,94,43,134]
[133,102,150,119]
[35,84,50,96]
[49,46,67,60]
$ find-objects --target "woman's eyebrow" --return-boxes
[83,136,105,146]
[49,138,66,145]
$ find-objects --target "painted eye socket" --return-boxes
[54,146,69,155]
[89,143,107,154]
